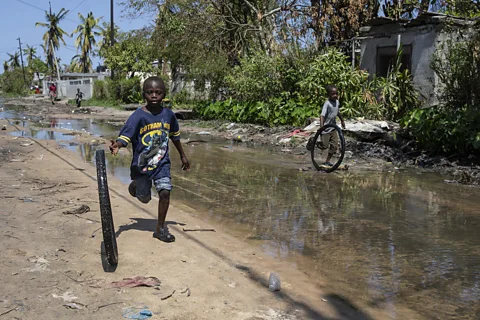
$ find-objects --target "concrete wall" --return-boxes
[42,78,94,99]
[360,24,440,106]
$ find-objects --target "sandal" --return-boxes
[153,228,175,243]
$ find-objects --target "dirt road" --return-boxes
[0,99,428,319]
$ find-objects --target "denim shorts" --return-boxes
[135,176,172,203]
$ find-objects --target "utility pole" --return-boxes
[50,40,61,81]
[110,0,115,79]
[17,37,27,87]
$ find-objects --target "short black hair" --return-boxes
[326,85,337,94]
[143,76,166,92]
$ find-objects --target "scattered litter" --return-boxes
[10,159,23,162]
[19,197,34,202]
[182,228,216,232]
[281,148,292,153]
[233,135,243,142]
[122,306,153,319]
[111,276,161,288]
[52,292,77,302]
[268,273,281,292]
[11,272,19,276]
[180,287,191,297]
[303,120,321,132]
[285,129,310,138]
[159,289,175,301]
[63,205,90,215]
[1,125,6,130]
[38,154,44,160]
[24,256,50,272]
[321,298,328,302]
[197,131,211,135]
[226,123,236,130]
[91,227,102,238]
[63,303,84,310]
[20,142,34,147]
[228,283,236,288]
[278,138,291,144]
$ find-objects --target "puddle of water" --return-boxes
[10,129,77,141]
[111,140,480,319]
[3,104,480,318]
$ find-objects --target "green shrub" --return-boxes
[194,48,419,126]
[402,30,480,155]
[93,80,107,99]
[1,69,31,95]
[402,106,480,154]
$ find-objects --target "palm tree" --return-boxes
[72,12,102,73]
[7,52,21,68]
[3,61,9,72]
[35,3,69,72]
[23,45,37,66]
[97,21,118,58]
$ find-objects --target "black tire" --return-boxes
[95,149,118,266]
[310,123,345,173]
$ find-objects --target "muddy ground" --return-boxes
[0,97,442,320]
[3,96,479,185]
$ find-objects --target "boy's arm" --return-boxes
[320,102,328,128]
[169,113,190,170]
[338,114,346,130]
[172,140,190,171]
[337,101,346,129]
[110,116,136,155]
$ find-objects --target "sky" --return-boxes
[0,0,149,71]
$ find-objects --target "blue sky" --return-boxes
[0,0,148,71]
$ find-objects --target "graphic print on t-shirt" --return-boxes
[137,121,171,172]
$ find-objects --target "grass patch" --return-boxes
[0,92,29,98]
[68,98,122,109]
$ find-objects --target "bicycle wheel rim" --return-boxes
[310,124,345,173]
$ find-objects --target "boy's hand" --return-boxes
[109,139,119,155]
[181,156,190,171]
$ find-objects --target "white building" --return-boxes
[42,72,106,99]
[359,12,474,106]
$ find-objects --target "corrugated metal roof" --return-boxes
[367,12,477,28]
[60,72,104,77]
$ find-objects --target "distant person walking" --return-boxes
[49,82,57,105]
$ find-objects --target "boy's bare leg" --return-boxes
[156,190,170,232]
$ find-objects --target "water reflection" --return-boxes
[165,142,480,319]
[3,103,479,318]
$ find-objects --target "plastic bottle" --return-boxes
[268,272,281,292]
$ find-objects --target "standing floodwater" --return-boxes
[3,106,479,319]
[168,142,480,319]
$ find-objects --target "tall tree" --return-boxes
[3,61,9,72]
[35,4,70,72]
[23,45,37,66]
[7,52,21,68]
[72,12,102,73]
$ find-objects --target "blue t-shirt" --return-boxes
[116,107,181,180]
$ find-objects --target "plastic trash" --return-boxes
[268,272,281,292]
[123,306,153,319]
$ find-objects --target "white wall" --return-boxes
[42,78,94,99]
[360,24,440,106]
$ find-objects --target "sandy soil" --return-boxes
[0,98,427,319]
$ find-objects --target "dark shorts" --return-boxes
[134,176,172,203]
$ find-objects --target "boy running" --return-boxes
[109,76,190,242]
